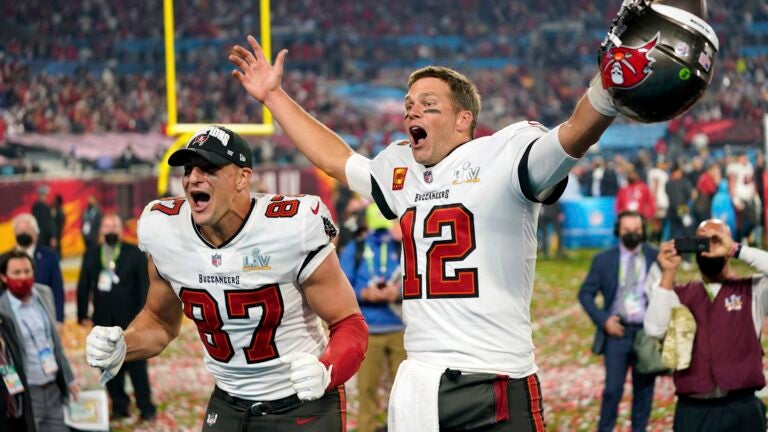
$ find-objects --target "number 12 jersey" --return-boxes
[349,121,568,377]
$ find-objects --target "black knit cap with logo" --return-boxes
[168,125,252,168]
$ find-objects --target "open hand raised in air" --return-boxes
[229,35,288,103]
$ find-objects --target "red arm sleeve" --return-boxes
[319,313,368,389]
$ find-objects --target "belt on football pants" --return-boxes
[213,386,302,416]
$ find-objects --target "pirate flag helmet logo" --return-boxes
[597,1,719,123]
[601,35,659,90]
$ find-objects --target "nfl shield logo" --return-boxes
[423,170,433,184]
[211,254,222,267]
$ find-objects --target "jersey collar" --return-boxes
[192,198,256,249]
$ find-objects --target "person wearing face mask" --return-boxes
[645,219,768,431]
[0,251,78,432]
[11,213,65,323]
[76,214,156,422]
[578,210,660,432]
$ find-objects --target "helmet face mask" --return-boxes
[598,1,719,123]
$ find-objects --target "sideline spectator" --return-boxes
[648,158,670,243]
[727,153,759,244]
[538,200,567,259]
[337,193,369,252]
[646,219,768,431]
[693,161,722,226]
[81,195,103,251]
[51,194,65,258]
[77,214,156,422]
[711,179,737,235]
[616,165,655,221]
[666,162,696,243]
[578,210,659,432]
[11,214,65,323]
[0,251,79,432]
[585,158,620,197]
[755,153,766,245]
[30,186,54,250]
[340,206,404,432]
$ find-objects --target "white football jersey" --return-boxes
[353,121,568,377]
[138,193,337,400]
[726,161,756,201]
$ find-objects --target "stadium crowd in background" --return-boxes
[0,2,766,212]
[570,148,766,247]
[1,0,766,139]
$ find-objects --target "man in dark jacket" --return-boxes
[0,251,78,432]
[77,214,156,421]
[578,210,660,432]
[30,185,54,249]
[666,161,695,240]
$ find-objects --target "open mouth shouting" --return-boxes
[190,191,211,213]
[409,126,427,147]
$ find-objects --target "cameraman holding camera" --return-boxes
[645,219,768,431]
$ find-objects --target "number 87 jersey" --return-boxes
[138,193,337,400]
[347,121,569,377]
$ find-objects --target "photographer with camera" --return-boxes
[645,219,768,431]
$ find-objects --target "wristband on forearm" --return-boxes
[586,75,619,117]
[319,313,368,389]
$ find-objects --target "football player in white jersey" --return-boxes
[85,126,368,431]
[230,33,623,430]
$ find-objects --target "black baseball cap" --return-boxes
[168,126,252,168]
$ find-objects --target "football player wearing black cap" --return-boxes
[85,125,368,431]
[167,125,255,228]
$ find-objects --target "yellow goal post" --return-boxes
[158,0,274,195]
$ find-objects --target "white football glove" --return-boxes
[586,74,619,117]
[86,326,126,385]
[281,352,332,401]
